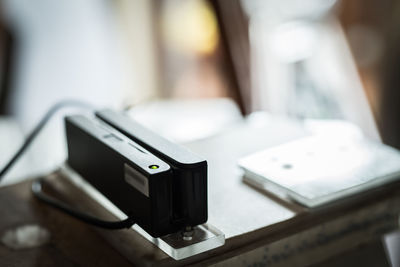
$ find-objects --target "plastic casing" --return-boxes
[95,110,208,229]
[65,115,175,237]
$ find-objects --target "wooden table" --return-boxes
[1,116,399,266]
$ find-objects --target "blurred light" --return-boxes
[242,0,337,21]
[162,0,218,55]
[270,21,317,63]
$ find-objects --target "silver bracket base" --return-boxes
[60,164,225,260]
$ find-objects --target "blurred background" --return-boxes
[1,0,400,179]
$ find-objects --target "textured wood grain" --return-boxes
[0,177,132,267]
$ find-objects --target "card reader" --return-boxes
[65,111,208,237]
[95,109,208,229]
[65,115,174,237]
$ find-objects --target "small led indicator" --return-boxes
[149,165,159,170]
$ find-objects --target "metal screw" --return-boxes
[182,226,194,241]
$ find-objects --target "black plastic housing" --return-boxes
[95,109,208,228]
[65,115,174,237]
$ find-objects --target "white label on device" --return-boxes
[124,164,149,197]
